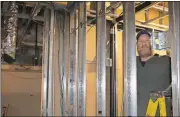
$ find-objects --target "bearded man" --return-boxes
[136,30,172,116]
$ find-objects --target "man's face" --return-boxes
[137,34,152,57]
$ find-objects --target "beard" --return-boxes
[138,47,152,57]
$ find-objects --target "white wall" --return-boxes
[1,71,42,116]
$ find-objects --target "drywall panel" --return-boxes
[1,71,42,116]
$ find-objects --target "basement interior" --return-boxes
[1,1,180,116]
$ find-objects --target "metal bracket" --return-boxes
[106,58,112,67]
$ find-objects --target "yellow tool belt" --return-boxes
[146,91,167,117]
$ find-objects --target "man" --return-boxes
[136,30,172,116]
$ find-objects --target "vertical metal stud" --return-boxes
[75,7,79,116]
[96,2,106,116]
[77,2,87,116]
[110,26,117,116]
[68,4,78,116]
[168,2,180,116]
[47,9,55,116]
[64,12,70,116]
[41,8,55,116]
[57,13,66,116]
[123,2,137,116]
[41,8,50,116]
[75,4,79,115]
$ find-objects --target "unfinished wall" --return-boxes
[1,71,42,116]
[1,27,167,117]
[85,25,167,116]
[1,19,168,116]
[86,25,124,116]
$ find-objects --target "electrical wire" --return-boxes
[70,8,114,34]
[87,25,94,33]
[86,4,123,33]
[86,13,112,33]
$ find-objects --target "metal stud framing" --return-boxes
[168,2,180,116]
[6,1,179,117]
[48,9,55,116]
[77,2,87,116]
[123,2,137,116]
[64,12,70,116]
[41,8,51,116]
[96,2,106,116]
[110,25,117,117]
[58,13,66,116]
[41,8,55,116]
[68,4,78,116]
